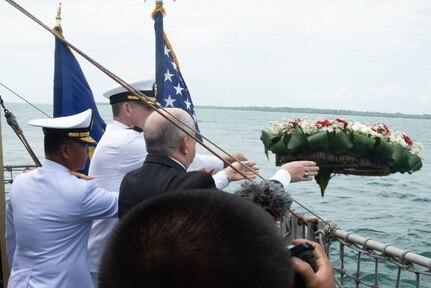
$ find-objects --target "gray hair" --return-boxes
[235,180,292,220]
[144,109,194,155]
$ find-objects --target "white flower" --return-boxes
[411,142,423,156]
[390,131,408,148]
[299,119,318,134]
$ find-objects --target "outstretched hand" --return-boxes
[280,161,319,183]
[224,160,259,182]
[291,239,335,288]
[222,152,248,168]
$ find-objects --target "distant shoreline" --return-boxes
[195,105,431,120]
[10,102,430,120]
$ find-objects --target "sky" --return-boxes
[1,0,431,115]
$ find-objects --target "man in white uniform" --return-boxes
[87,80,249,284]
[6,109,118,288]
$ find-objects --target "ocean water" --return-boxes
[2,103,430,287]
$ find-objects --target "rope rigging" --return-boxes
[0,82,51,118]
[0,94,41,167]
[3,0,332,227]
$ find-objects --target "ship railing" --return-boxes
[3,165,38,186]
[281,212,431,288]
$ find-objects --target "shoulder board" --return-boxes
[69,171,94,180]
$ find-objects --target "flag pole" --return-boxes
[0,112,10,287]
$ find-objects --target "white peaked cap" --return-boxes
[103,79,156,105]
[29,109,93,129]
[29,109,96,144]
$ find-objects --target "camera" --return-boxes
[288,243,317,288]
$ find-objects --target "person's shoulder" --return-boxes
[101,125,136,143]
[70,171,94,180]
[66,173,107,203]
[120,167,142,187]
[9,168,38,188]
[117,129,145,155]
[67,171,99,190]
[123,166,141,180]
[94,126,145,161]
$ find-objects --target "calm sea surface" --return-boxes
[2,103,430,287]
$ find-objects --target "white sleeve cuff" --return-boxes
[270,169,291,191]
[212,170,229,190]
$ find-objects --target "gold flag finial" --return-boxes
[151,1,166,20]
[53,3,63,36]
[55,3,62,27]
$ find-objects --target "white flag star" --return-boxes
[164,69,174,82]
[171,60,178,71]
[164,45,171,56]
[184,99,192,110]
[174,83,184,95]
[193,113,198,123]
[164,95,176,107]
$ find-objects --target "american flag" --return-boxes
[154,8,202,141]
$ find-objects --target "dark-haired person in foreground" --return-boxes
[6,110,118,288]
[118,108,259,218]
[99,189,334,288]
[99,189,293,288]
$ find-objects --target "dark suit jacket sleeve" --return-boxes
[172,171,216,191]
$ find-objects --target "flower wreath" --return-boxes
[261,118,423,196]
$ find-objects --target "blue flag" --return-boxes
[53,28,106,174]
[154,9,202,141]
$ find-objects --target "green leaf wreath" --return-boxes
[261,118,423,196]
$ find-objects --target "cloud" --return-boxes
[1,0,431,114]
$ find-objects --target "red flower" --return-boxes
[316,120,331,127]
[403,134,413,147]
[335,118,348,127]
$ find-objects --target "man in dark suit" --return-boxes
[118,108,258,219]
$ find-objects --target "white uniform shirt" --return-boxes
[87,120,224,274]
[6,160,118,288]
